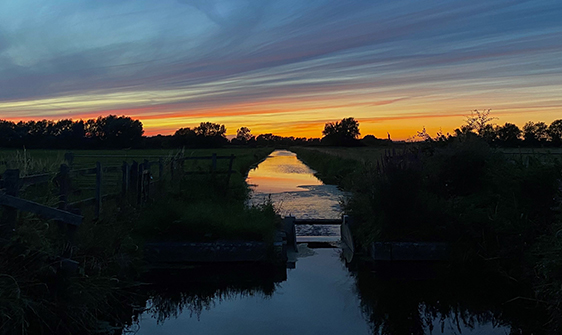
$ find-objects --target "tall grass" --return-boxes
[0,148,63,175]
[0,147,275,334]
[294,141,562,332]
[134,148,280,242]
[290,147,364,187]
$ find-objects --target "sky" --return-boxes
[0,0,561,139]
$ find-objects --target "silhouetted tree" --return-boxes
[0,120,16,147]
[548,119,562,146]
[173,127,196,147]
[464,109,496,135]
[322,117,361,146]
[496,123,521,146]
[454,125,476,138]
[85,115,144,148]
[234,127,254,144]
[361,135,391,146]
[194,122,226,137]
[523,121,549,146]
[452,109,497,143]
[193,122,227,147]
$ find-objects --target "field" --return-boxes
[294,146,387,163]
[295,145,562,165]
[0,147,279,333]
[0,148,271,206]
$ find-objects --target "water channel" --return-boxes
[127,150,542,335]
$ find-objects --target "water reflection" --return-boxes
[123,150,547,335]
[348,261,547,335]
[248,150,344,220]
[135,264,285,326]
[129,250,371,335]
[126,255,547,335]
[247,150,322,194]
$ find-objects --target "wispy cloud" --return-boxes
[0,0,561,137]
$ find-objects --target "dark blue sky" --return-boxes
[1,0,561,138]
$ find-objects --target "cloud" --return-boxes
[0,0,561,137]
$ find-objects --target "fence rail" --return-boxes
[0,153,236,242]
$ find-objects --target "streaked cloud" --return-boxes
[0,0,561,138]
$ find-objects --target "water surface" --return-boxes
[248,150,343,220]
[127,149,540,335]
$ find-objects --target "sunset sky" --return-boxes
[0,0,561,139]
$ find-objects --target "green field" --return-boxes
[0,148,272,206]
[1,147,279,333]
[0,148,269,174]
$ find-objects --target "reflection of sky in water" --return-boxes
[248,151,343,223]
[132,249,371,335]
[247,150,322,194]
[131,150,513,335]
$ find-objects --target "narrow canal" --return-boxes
[127,150,539,335]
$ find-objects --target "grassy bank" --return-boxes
[293,141,562,331]
[290,147,368,187]
[0,147,275,334]
[133,148,279,242]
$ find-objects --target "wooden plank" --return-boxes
[68,197,96,207]
[293,219,342,225]
[70,167,97,176]
[72,154,234,159]
[0,192,83,226]
[68,192,120,208]
[296,236,340,243]
[21,173,54,187]
[180,156,233,160]
[183,171,231,175]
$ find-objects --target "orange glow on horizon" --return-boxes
[3,100,562,141]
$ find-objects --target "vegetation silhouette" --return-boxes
[349,261,547,335]
[3,110,561,149]
[321,117,362,146]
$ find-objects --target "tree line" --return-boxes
[418,110,562,147]
[1,111,561,149]
[0,116,322,149]
[0,116,143,149]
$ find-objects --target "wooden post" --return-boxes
[144,158,150,180]
[283,216,298,252]
[58,163,74,257]
[226,154,235,188]
[211,153,217,173]
[1,169,20,238]
[143,159,150,202]
[137,162,144,205]
[130,161,138,192]
[95,162,102,219]
[122,161,129,196]
[158,157,163,180]
[58,164,70,211]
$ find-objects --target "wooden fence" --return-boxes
[0,153,235,240]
